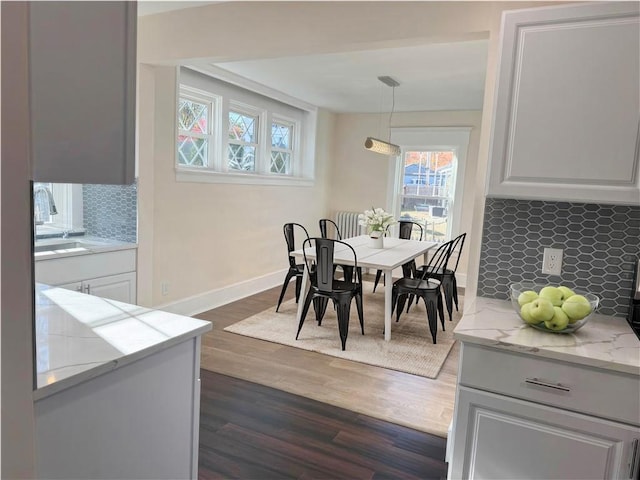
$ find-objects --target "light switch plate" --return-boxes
[542,248,563,275]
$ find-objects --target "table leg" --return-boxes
[295,267,309,324]
[384,268,392,341]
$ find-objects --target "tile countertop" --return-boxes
[454,297,640,376]
[34,283,212,401]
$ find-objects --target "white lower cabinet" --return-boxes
[451,386,639,479]
[448,343,640,479]
[36,248,137,303]
[58,272,136,304]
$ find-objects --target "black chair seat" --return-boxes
[393,277,441,291]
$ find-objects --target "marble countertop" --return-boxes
[34,284,212,400]
[34,236,137,261]
[454,297,640,376]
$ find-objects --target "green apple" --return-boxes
[518,290,538,307]
[539,286,564,306]
[528,298,555,323]
[544,307,570,331]
[520,303,542,324]
[557,286,576,300]
[562,295,592,322]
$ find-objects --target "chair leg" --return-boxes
[420,294,438,344]
[372,269,383,293]
[276,270,295,312]
[296,289,315,340]
[452,275,460,312]
[335,300,352,351]
[437,291,446,331]
[442,276,454,322]
[313,297,329,325]
[355,293,364,334]
[396,294,407,322]
[342,265,354,283]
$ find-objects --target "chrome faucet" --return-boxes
[33,184,58,225]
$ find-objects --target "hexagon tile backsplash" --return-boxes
[82,182,137,243]
[478,198,640,317]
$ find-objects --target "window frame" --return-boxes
[176,86,219,169]
[270,114,297,176]
[387,127,472,242]
[226,101,265,174]
[175,66,316,187]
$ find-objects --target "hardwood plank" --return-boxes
[196,276,460,437]
[199,371,447,479]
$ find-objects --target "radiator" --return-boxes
[335,211,364,239]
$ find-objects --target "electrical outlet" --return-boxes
[161,282,169,296]
[542,248,563,275]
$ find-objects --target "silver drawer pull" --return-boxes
[525,377,570,392]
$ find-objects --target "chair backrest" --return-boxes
[419,239,453,281]
[302,237,359,293]
[398,221,423,241]
[445,232,467,273]
[283,223,310,267]
[319,218,342,240]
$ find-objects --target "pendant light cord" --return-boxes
[388,85,395,144]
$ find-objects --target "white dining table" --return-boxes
[291,235,437,341]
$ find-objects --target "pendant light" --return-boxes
[364,76,401,156]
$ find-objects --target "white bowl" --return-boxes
[510,282,599,334]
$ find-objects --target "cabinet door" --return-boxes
[450,386,640,480]
[85,272,136,304]
[29,1,136,184]
[487,2,640,205]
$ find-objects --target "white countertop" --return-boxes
[454,297,640,376]
[34,236,137,261]
[34,284,212,400]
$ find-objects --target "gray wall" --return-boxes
[82,182,137,243]
[478,198,639,317]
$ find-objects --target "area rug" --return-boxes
[223,283,461,378]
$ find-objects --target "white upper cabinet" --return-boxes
[29,1,136,185]
[486,2,640,205]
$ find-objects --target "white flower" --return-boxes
[358,207,396,234]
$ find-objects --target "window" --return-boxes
[271,119,293,174]
[175,67,316,186]
[177,89,214,167]
[33,182,84,237]
[389,127,471,242]
[228,107,259,172]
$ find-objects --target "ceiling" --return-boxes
[139,2,489,113]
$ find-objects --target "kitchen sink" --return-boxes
[34,241,90,253]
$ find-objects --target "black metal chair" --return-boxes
[275,223,310,312]
[296,237,364,351]
[415,233,466,321]
[391,239,453,344]
[319,218,355,282]
[372,221,424,293]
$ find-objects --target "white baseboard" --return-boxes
[156,269,287,317]
[157,270,468,317]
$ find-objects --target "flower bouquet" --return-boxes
[358,208,396,248]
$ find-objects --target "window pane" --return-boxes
[271,122,291,149]
[270,151,290,174]
[229,111,257,143]
[178,99,208,134]
[178,135,207,166]
[228,144,256,171]
[399,151,455,242]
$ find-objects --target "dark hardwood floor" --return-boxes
[198,370,448,480]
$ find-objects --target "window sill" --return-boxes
[175,168,314,187]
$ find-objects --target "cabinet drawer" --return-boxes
[459,343,640,426]
[35,249,136,286]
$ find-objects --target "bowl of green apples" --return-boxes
[510,282,599,333]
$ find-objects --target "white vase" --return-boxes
[369,233,384,249]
